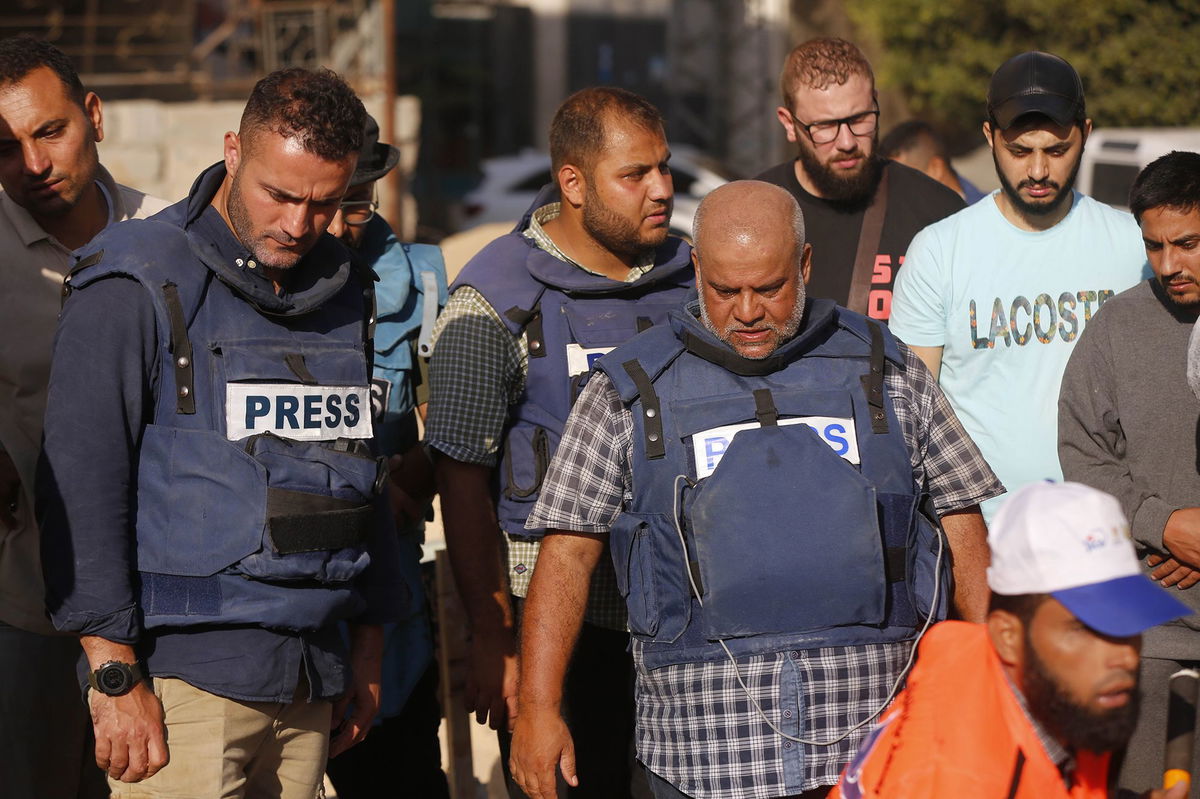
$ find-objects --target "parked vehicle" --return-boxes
[458,145,733,238]
[1078,128,1200,210]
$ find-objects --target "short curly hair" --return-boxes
[780,37,874,107]
[549,87,665,175]
[239,67,365,162]
[0,34,86,106]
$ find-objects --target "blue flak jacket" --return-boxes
[451,185,694,538]
[56,163,415,634]
[598,298,952,670]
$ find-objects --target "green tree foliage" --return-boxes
[847,0,1200,150]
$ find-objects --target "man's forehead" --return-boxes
[1140,204,1200,235]
[789,73,874,115]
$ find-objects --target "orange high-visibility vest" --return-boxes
[832,621,1111,799]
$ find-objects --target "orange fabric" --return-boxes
[831,621,1111,799]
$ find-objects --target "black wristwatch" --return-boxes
[88,660,145,697]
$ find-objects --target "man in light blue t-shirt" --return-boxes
[890,51,1148,522]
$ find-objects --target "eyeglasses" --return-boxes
[339,190,378,226]
[791,104,880,145]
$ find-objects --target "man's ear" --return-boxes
[982,120,995,150]
[776,106,800,144]
[83,91,104,144]
[691,249,702,284]
[799,241,813,285]
[987,609,1025,668]
[558,163,585,208]
[224,131,242,178]
[1080,118,1093,147]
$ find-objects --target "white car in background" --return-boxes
[458,145,733,239]
[1078,128,1200,210]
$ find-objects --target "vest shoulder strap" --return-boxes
[833,307,906,369]
[68,219,212,414]
[596,325,685,404]
[450,234,549,337]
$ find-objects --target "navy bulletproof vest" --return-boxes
[451,197,694,537]
[598,299,951,669]
[66,182,397,633]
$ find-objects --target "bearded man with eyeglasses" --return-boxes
[757,37,963,323]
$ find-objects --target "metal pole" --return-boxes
[380,0,403,237]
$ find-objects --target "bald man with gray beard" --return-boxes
[510,182,999,799]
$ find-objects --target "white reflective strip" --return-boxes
[226,383,373,441]
[417,272,439,357]
[566,343,613,377]
[691,415,859,478]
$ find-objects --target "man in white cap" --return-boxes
[832,481,1190,799]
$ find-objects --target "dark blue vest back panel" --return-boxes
[598,301,951,668]
[70,215,390,632]
[453,230,694,537]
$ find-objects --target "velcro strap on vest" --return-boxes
[860,320,888,434]
[623,359,665,460]
[284,353,318,385]
[506,303,547,359]
[266,488,373,554]
[162,282,196,415]
[753,388,779,426]
[885,546,906,583]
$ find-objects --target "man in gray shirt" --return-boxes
[1058,150,1200,794]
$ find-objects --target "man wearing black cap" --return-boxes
[324,115,450,798]
[889,51,1148,525]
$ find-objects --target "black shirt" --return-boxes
[756,159,964,322]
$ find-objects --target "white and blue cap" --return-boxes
[987,481,1190,637]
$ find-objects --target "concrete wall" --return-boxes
[97,93,421,239]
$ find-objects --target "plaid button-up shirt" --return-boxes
[526,328,1004,797]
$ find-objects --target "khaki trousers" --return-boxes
[107,677,331,799]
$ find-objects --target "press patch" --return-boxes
[566,343,613,377]
[692,416,859,478]
[226,383,373,441]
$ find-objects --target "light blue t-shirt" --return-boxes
[890,190,1149,521]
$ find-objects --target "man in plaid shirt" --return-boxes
[510,181,1002,799]
[425,87,693,797]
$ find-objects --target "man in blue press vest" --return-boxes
[510,181,1002,799]
[323,113,450,798]
[37,68,410,797]
[426,87,693,797]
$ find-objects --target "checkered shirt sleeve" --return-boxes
[891,343,1005,513]
[525,372,632,533]
[424,286,527,467]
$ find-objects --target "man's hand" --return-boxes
[1163,509,1200,570]
[387,443,436,526]
[510,706,578,798]
[466,625,520,731]
[89,681,168,782]
[0,450,20,529]
[1147,553,1200,590]
[330,624,384,757]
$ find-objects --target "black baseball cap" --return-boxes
[987,51,1086,129]
[351,114,400,186]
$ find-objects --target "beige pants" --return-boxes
[107,677,332,799]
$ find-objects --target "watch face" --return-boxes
[99,664,131,694]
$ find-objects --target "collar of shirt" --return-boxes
[1004,672,1076,786]
[190,204,279,294]
[523,202,655,282]
[0,164,123,249]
